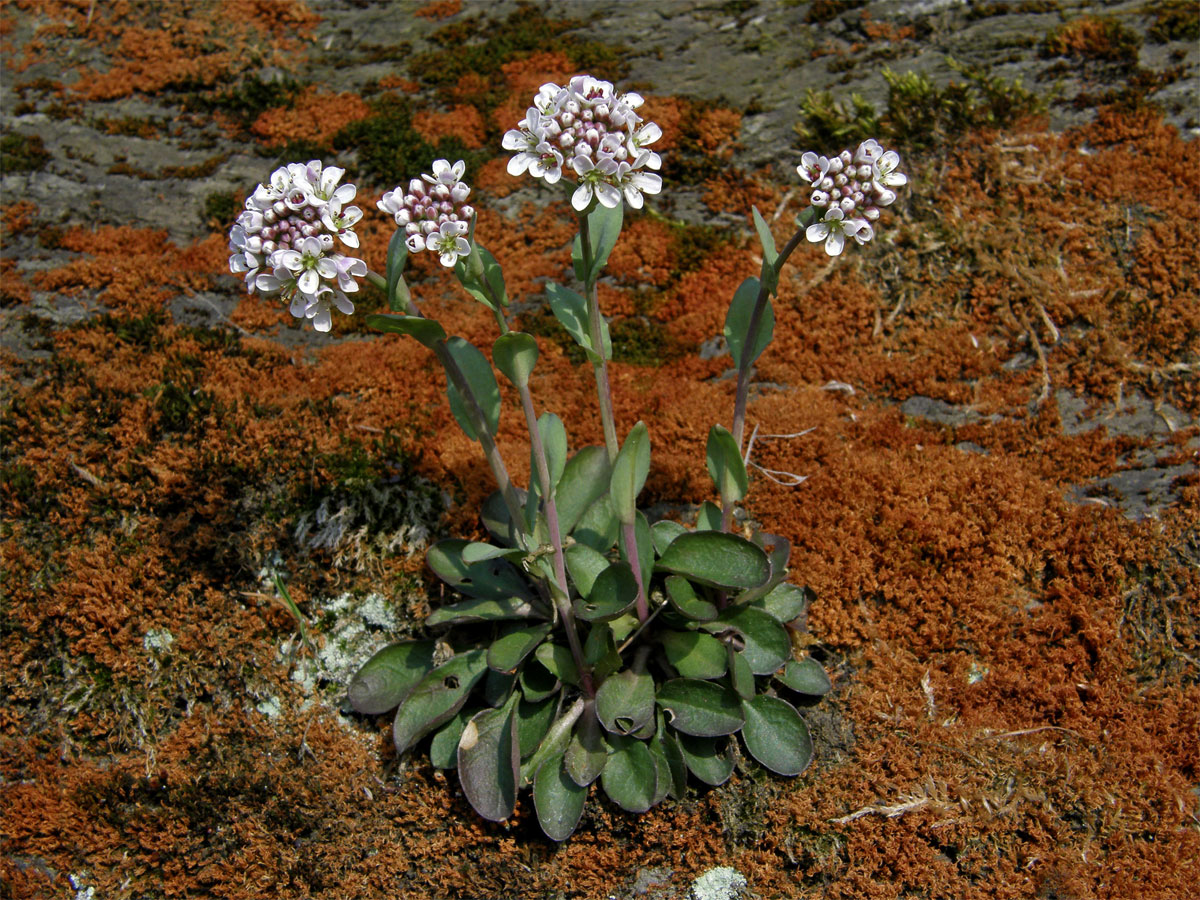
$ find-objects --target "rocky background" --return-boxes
[2,1,1198,898]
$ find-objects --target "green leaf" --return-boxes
[656,531,770,591]
[483,668,516,707]
[458,694,520,821]
[583,623,622,682]
[652,723,688,800]
[601,734,656,813]
[480,489,523,548]
[573,201,624,285]
[518,658,561,702]
[776,658,832,696]
[618,510,654,590]
[563,543,609,599]
[392,650,488,754]
[750,582,812,624]
[545,283,594,353]
[429,708,473,769]
[347,640,437,715]
[740,695,813,776]
[655,678,744,737]
[453,244,507,310]
[752,206,780,297]
[702,605,791,675]
[426,539,536,605]
[651,520,687,556]
[728,646,756,700]
[736,533,792,604]
[478,244,508,307]
[520,698,584,784]
[554,446,611,538]
[534,643,580,688]
[517,695,559,758]
[425,595,539,627]
[610,421,650,525]
[487,624,552,674]
[676,733,734,787]
[565,701,608,786]
[367,314,446,350]
[493,332,539,387]
[665,575,719,623]
[696,500,723,532]
[534,412,567,495]
[384,229,409,312]
[724,276,774,369]
[706,425,748,505]
[575,561,638,622]
[661,631,727,680]
[444,336,501,442]
[572,494,620,553]
[534,753,588,841]
[461,541,524,565]
[595,668,656,736]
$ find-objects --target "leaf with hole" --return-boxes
[458,694,520,821]
[534,752,588,841]
[575,561,638,622]
[392,649,487,754]
[676,733,734,787]
[661,631,727,680]
[701,605,791,675]
[347,640,436,715]
[426,539,536,605]
[656,531,770,591]
[655,678,744,737]
[595,668,655,736]
[740,694,813,776]
[776,658,831,696]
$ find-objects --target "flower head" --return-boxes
[379,159,475,267]
[798,139,906,256]
[228,160,365,331]
[503,75,663,211]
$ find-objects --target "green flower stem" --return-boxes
[622,519,650,624]
[365,268,527,539]
[481,267,594,696]
[724,225,809,534]
[578,213,620,462]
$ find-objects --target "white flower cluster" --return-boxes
[378,159,475,268]
[502,74,663,212]
[797,139,907,256]
[228,160,366,332]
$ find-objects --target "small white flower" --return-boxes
[797,151,830,185]
[874,149,907,189]
[571,156,620,210]
[805,207,864,257]
[424,158,466,186]
[429,220,470,268]
[854,139,883,166]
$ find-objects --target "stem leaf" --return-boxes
[724,276,774,369]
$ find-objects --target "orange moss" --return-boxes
[606,218,675,286]
[473,157,520,197]
[695,107,742,155]
[412,103,486,149]
[1,199,38,238]
[378,73,420,92]
[641,94,688,151]
[489,51,575,135]
[415,0,461,20]
[250,87,372,146]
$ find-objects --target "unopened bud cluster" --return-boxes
[798,139,907,256]
[503,75,663,212]
[379,159,475,267]
[228,160,365,331]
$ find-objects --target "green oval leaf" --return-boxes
[661,631,727,680]
[655,678,744,737]
[392,650,487,754]
[534,642,580,688]
[367,313,446,349]
[487,623,552,674]
[736,532,791,604]
[444,335,501,442]
[572,494,620,553]
[429,708,472,769]
[728,646,756,700]
[776,658,832,696]
[702,605,791,675]
[609,421,650,526]
[696,500,723,532]
[426,539,537,605]
[740,694,813,776]
[657,531,770,591]
[425,595,540,627]
[384,229,410,312]
[724,276,773,368]
[652,724,688,800]
[563,543,610,599]
[554,446,612,538]
[575,201,624,285]
[516,695,558,759]
[534,752,588,841]
[595,668,656,736]
[665,575,719,623]
[545,283,593,353]
[564,701,608,786]
[575,561,638,622]
[347,640,436,715]
[534,412,567,495]
[458,695,520,821]
[676,733,734,787]
[706,424,748,504]
[651,520,687,557]
[750,582,812,624]
[601,734,656,813]
[493,332,539,387]
[518,658,561,702]
[752,205,780,297]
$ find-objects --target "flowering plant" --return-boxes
[230,75,905,840]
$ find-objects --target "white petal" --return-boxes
[312,307,332,332]
[806,223,828,243]
[334,291,355,315]
[595,182,621,208]
[507,155,532,176]
[825,232,845,256]
[623,185,644,209]
[572,184,592,211]
[298,269,320,294]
